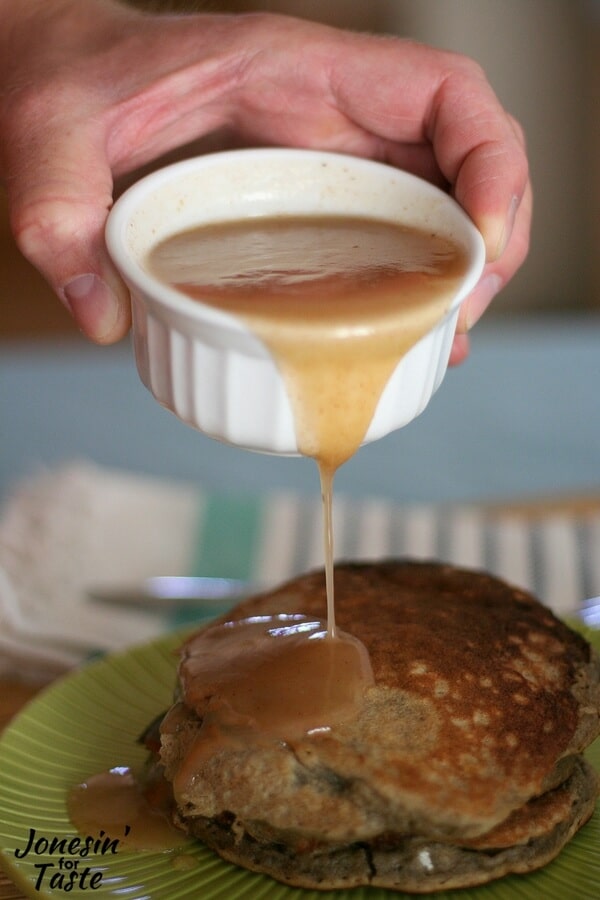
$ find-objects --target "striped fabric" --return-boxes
[190,491,600,618]
[1,464,598,677]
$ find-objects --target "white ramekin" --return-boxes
[105,149,486,455]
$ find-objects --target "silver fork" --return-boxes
[87,575,248,611]
[578,596,600,628]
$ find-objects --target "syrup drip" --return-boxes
[149,215,467,637]
[320,464,337,637]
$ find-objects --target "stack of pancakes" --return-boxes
[158,561,600,892]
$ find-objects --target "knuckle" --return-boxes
[10,200,64,271]
[4,77,61,134]
[11,196,87,278]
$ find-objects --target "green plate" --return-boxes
[1,627,599,900]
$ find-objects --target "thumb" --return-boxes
[7,129,131,344]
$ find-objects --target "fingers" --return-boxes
[6,124,130,344]
[448,177,532,365]
[383,49,531,357]
[426,71,530,265]
[323,35,532,365]
[1,0,147,343]
[456,179,532,331]
[449,332,471,367]
[1,5,246,343]
[325,35,530,265]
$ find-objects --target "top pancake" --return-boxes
[164,560,600,844]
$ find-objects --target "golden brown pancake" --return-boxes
[159,560,600,891]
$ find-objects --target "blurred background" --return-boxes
[1,0,599,508]
[1,0,599,338]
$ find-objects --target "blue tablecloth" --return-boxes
[1,314,599,505]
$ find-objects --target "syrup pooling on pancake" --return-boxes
[169,614,375,799]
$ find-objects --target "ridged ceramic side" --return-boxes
[132,306,296,452]
[106,149,486,454]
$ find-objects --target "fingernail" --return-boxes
[494,194,520,260]
[449,332,470,366]
[61,274,120,341]
[465,274,502,331]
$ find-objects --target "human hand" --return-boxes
[1,0,530,354]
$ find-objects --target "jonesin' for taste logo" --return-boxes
[14,826,130,892]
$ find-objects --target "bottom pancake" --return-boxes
[175,756,598,892]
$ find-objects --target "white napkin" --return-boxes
[1,461,599,681]
[0,462,200,679]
